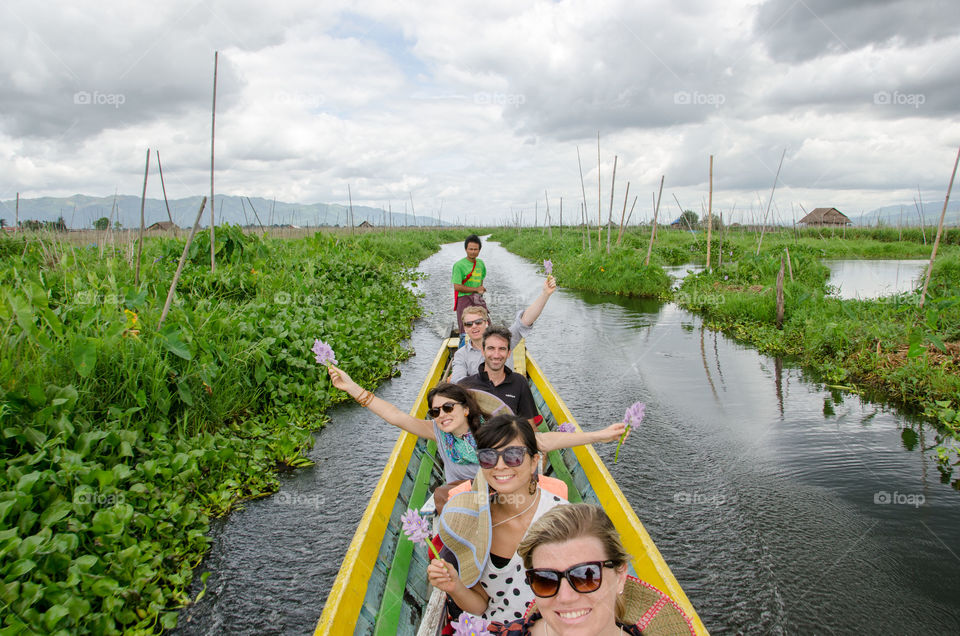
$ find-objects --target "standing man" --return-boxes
[452,234,487,334]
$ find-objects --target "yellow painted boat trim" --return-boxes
[526,353,709,636]
[314,338,458,635]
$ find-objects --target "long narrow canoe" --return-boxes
[315,339,708,635]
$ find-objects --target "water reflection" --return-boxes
[824,259,928,299]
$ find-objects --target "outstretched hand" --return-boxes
[544,275,557,295]
[598,422,629,444]
[327,365,357,393]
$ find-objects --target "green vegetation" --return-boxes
[0,226,459,634]
[492,225,960,487]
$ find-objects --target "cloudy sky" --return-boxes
[2,0,959,225]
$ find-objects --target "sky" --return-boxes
[2,0,959,226]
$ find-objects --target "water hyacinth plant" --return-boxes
[557,422,576,433]
[400,508,440,559]
[451,613,491,636]
[615,401,645,463]
[543,259,553,276]
[312,338,338,366]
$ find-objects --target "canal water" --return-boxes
[176,241,960,635]
[824,259,928,299]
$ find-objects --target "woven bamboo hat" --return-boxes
[438,469,492,588]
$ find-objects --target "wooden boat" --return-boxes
[315,338,708,635]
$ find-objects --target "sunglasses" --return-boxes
[427,401,460,419]
[477,445,530,469]
[525,560,617,597]
[462,318,487,328]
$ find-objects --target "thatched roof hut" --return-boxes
[799,208,851,226]
[146,221,178,231]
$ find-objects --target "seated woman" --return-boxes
[326,366,628,485]
[491,504,696,635]
[427,414,568,624]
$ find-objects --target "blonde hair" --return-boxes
[461,305,489,322]
[518,504,631,619]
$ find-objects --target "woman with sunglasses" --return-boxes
[427,414,569,624]
[491,504,695,635]
[326,366,629,484]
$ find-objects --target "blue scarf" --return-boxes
[441,430,478,465]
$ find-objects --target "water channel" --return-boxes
[176,241,960,635]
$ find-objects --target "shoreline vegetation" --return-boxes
[490,225,960,488]
[0,226,465,634]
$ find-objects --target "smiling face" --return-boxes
[481,435,538,494]
[429,395,470,436]
[529,536,627,635]
[482,333,510,373]
[461,312,488,346]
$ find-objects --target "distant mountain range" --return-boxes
[0,194,444,229]
[849,202,960,227]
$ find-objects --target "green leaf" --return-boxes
[161,328,193,360]
[925,332,947,353]
[177,379,194,406]
[7,558,37,578]
[42,604,71,631]
[0,500,14,525]
[40,500,73,527]
[71,337,98,377]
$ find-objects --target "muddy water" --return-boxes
[177,241,960,635]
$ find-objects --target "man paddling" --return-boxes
[458,325,537,418]
[452,234,487,335]
[448,275,557,382]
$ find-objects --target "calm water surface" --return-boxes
[177,242,960,635]
[824,259,928,299]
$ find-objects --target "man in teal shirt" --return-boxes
[452,234,487,333]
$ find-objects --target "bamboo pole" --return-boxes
[775,255,785,329]
[718,212,724,267]
[916,186,927,244]
[756,148,785,255]
[620,196,638,245]
[544,190,552,238]
[920,144,960,307]
[706,155,714,270]
[209,51,218,272]
[785,246,794,282]
[159,197,207,329]
[615,181,630,246]
[156,150,174,227]
[606,155,617,254]
[409,192,416,228]
[134,149,150,285]
[348,184,355,234]
[645,184,664,265]
[597,132,602,248]
[15,192,19,229]
[577,145,590,250]
[580,202,586,250]
[245,196,265,232]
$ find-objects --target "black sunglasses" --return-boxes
[462,318,487,328]
[427,401,460,419]
[477,445,530,469]
[525,560,617,597]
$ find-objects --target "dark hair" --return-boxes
[481,325,512,350]
[464,234,482,249]
[475,414,539,456]
[426,383,486,433]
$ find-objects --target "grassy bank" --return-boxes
[0,226,460,634]
[491,226,960,486]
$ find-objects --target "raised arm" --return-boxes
[327,366,435,440]
[536,421,628,452]
[519,275,557,327]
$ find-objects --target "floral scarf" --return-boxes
[441,429,478,465]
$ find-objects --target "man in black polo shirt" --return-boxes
[458,325,537,418]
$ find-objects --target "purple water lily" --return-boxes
[401,508,439,559]
[312,339,338,366]
[615,401,646,463]
[557,422,576,433]
[543,259,553,276]
[451,614,491,636]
